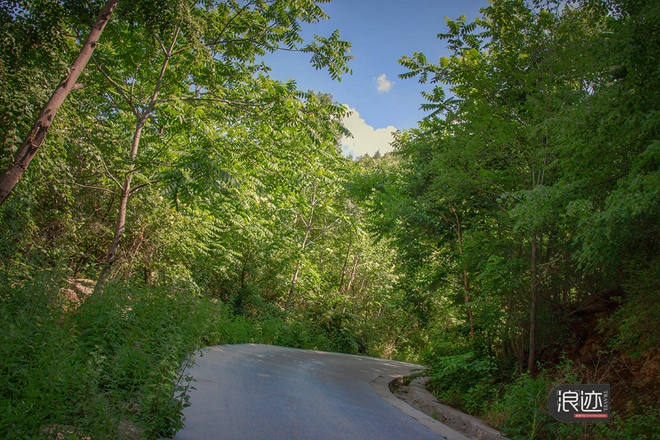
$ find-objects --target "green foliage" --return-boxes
[0,274,206,438]
[0,273,88,438]
[596,406,660,440]
[385,0,660,368]
[73,282,207,437]
[492,362,660,440]
[0,0,73,169]
[2,0,660,437]
[0,268,389,438]
[353,0,660,437]
[426,351,497,415]
[599,260,660,354]
[0,0,416,438]
[499,374,553,440]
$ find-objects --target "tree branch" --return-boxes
[206,0,259,48]
[129,179,159,195]
[93,57,139,117]
[73,182,117,194]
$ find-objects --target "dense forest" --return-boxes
[1,0,658,438]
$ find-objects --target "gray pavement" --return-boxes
[173,344,449,440]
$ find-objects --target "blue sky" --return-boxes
[264,0,490,156]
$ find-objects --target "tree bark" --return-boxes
[338,237,353,293]
[93,26,179,294]
[285,184,317,312]
[527,133,547,374]
[451,204,475,339]
[0,0,119,206]
[527,232,539,374]
[286,258,302,311]
[95,116,147,293]
[462,268,475,339]
[345,253,360,294]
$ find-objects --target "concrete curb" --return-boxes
[370,375,471,440]
[392,377,508,440]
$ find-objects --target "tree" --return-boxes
[395,0,610,373]
[84,0,352,292]
[0,0,119,206]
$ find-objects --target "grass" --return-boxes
[0,272,342,439]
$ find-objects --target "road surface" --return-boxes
[173,344,450,440]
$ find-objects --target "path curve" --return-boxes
[173,344,453,439]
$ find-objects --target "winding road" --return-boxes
[173,344,455,439]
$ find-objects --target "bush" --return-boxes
[499,374,553,440]
[589,406,660,440]
[1,274,87,437]
[73,281,212,437]
[0,274,216,439]
[0,271,395,439]
[425,352,498,415]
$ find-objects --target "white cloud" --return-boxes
[376,74,394,93]
[341,106,397,158]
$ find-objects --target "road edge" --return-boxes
[393,377,508,440]
[369,375,471,440]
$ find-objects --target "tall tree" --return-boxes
[0,0,118,206]
[86,0,352,292]
[394,0,609,373]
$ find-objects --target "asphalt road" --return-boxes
[173,344,448,440]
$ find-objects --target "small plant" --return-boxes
[425,351,497,415]
[500,374,552,440]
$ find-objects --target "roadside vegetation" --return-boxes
[1,0,659,439]
[354,0,660,438]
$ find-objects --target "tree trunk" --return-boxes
[338,237,353,293]
[527,127,548,374]
[527,232,539,374]
[285,184,317,312]
[517,333,525,375]
[0,0,119,206]
[93,27,179,294]
[358,276,367,295]
[286,258,302,311]
[95,117,147,294]
[451,204,475,339]
[503,288,515,362]
[345,253,360,294]
[463,268,475,339]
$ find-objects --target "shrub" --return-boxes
[499,374,553,440]
[0,274,215,439]
[425,352,497,415]
[0,271,398,438]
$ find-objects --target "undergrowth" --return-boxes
[424,350,660,440]
[0,271,351,439]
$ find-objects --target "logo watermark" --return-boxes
[547,384,610,423]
